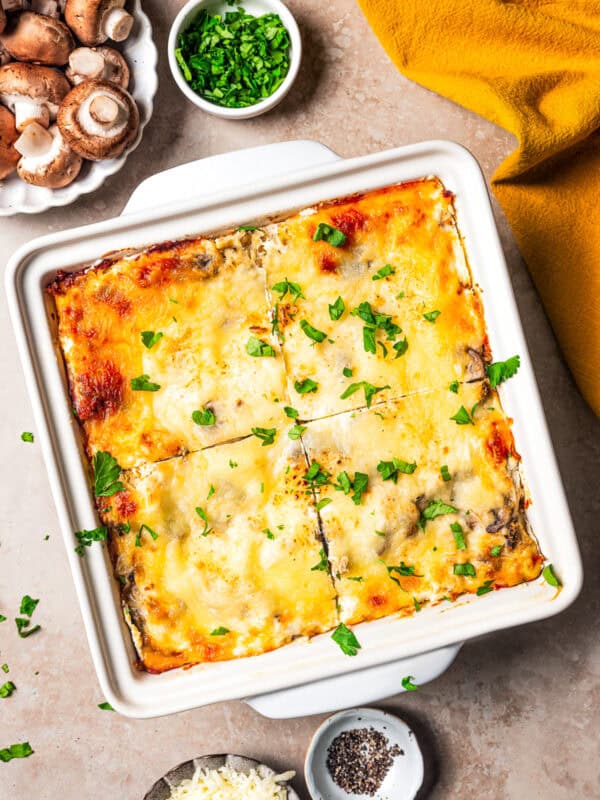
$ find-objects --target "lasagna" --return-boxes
[50,178,543,672]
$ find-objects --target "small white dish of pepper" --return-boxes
[305,707,424,800]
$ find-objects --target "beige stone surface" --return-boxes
[1,2,599,798]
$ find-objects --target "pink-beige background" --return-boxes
[1,2,599,798]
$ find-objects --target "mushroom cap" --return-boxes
[57,79,139,160]
[64,0,130,47]
[0,11,75,66]
[17,123,82,187]
[0,7,6,37]
[66,45,129,89]
[0,104,19,179]
[0,61,70,108]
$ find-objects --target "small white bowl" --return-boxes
[168,0,301,119]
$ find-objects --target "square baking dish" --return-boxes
[6,140,582,718]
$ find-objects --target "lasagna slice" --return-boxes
[260,179,488,420]
[50,231,289,469]
[300,381,543,625]
[101,433,338,672]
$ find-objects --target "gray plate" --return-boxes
[144,753,300,800]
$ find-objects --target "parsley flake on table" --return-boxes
[192,406,216,426]
[340,381,390,408]
[93,451,124,497]
[98,701,115,711]
[300,319,327,343]
[15,618,40,638]
[271,278,304,302]
[1,664,8,673]
[74,526,108,557]
[20,431,34,443]
[0,615,5,623]
[377,458,417,482]
[295,378,319,394]
[450,522,466,550]
[0,742,33,762]
[0,681,15,698]
[246,336,276,357]
[19,595,39,617]
[130,374,161,392]
[372,263,395,281]
[329,296,345,321]
[251,426,277,446]
[313,222,347,247]
[486,355,521,388]
[453,562,476,577]
[140,331,163,349]
[210,627,230,636]
[175,7,291,109]
[401,675,419,691]
[331,623,361,656]
[423,310,441,323]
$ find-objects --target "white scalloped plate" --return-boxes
[0,0,157,216]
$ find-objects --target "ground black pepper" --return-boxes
[326,726,403,796]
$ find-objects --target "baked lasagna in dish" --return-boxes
[50,178,543,672]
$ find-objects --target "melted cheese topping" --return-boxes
[51,178,543,672]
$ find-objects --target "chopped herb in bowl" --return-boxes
[174,4,292,110]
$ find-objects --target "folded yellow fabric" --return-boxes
[357,0,600,414]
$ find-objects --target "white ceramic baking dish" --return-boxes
[5,139,582,719]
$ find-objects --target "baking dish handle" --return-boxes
[244,644,461,719]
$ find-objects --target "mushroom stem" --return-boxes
[89,94,119,126]
[14,119,52,157]
[103,7,133,41]
[68,47,105,80]
[1,0,27,10]
[14,99,48,131]
[30,0,61,16]
[0,42,10,66]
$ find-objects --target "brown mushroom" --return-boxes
[29,0,67,17]
[15,121,81,186]
[0,41,11,66]
[0,11,75,65]
[0,62,70,130]
[66,45,129,88]
[64,0,133,46]
[0,104,18,178]
[57,79,138,160]
[0,7,6,36]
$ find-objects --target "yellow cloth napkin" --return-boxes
[357,0,600,414]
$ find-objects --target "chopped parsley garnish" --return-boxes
[168,297,179,304]
[192,406,216,426]
[141,330,163,349]
[316,497,332,511]
[134,524,159,548]
[333,471,369,505]
[271,278,304,303]
[313,222,347,247]
[262,528,275,540]
[477,580,494,596]
[329,296,345,320]
[19,595,38,617]
[175,6,291,109]
[413,597,421,612]
[347,576,364,582]
[238,225,258,232]
[351,301,404,358]
[401,675,419,691]
[453,563,476,577]
[300,319,327,343]
[486,355,520,388]
[375,530,387,538]
[377,458,417,482]
[449,380,459,393]
[372,263,395,281]
[392,338,409,358]
[98,701,115,711]
[1,664,8,673]
[229,459,238,469]
[284,406,299,419]
[74,526,108,556]
[288,424,306,440]
[450,405,475,425]
[542,563,561,587]
[440,465,451,482]
[304,461,331,489]
[195,507,212,536]
[340,381,390,408]
[207,484,215,500]
[343,366,353,378]
[423,310,441,323]
[131,374,160,392]
[331,623,361,656]
[210,627,230,636]
[15,618,40,638]
[295,378,318,394]
[311,548,329,572]
[450,522,466,550]
[20,431,34,443]
[251,426,277,446]
[93,451,125,497]
[0,681,15,698]
[246,336,276,357]
[0,615,5,623]
[490,544,503,557]
[420,499,458,527]
[0,742,33,762]
[383,561,422,589]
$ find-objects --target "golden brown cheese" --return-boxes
[103,434,338,672]
[260,179,489,419]
[300,382,542,625]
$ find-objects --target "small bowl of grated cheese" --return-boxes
[144,753,299,800]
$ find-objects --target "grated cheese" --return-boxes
[168,765,295,800]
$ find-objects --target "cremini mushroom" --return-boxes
[15,120,81,186]
[29,0,67,17]
[66,45,128,88]
[0,11,74,65]
[57,78,138,160]
[0,104,18,178]
[0,41,11,66]
[0,62,70,130]
[64,0,133,46]
[0,6,5,36]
